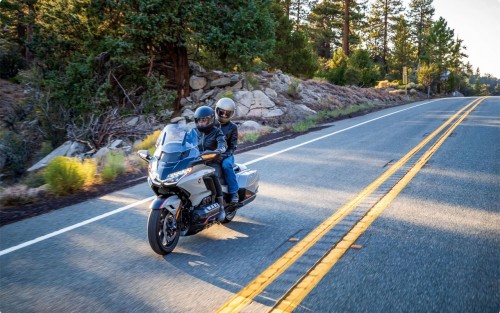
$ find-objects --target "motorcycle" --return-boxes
[138,123,259,255]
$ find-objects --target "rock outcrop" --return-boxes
[5,66,426,174]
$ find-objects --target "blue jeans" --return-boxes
[222,156,239,194]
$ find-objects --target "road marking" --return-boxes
[215,97,484,313]
[270,97,486,312]
[0,196,154,256]
[243,99,441,166]
[0,98,449,257]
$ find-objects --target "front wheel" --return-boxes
[221,207,237,223]
[147,209,179,255]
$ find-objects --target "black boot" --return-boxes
[216,196,226,221]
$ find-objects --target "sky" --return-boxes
[409,0,500,78]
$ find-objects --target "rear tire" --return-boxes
[147,209,179,255]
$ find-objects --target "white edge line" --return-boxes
[0,99,441,256]
[0,196,154,256]
[242,99,441,166]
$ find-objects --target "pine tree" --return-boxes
[407,0,434,64]
[447,37,468,93]
[325,47,349,85]
[268,0,318,77]
[342,0,351,56]
[307,0,365,58]
[307,0,343,58]
[0,0,36,62]
[341,0,366,56]
[366,0,404,74]
[288,0,314,29]
[493,83,500,96]
[473,67,481,95]
[9,0,276,148]
[194,0,275,70]
[389,15,416,80]
[417,62,438,97]
[346,49,381,86]
[427,17,454,93]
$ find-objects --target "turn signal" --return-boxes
[201,153,217,160]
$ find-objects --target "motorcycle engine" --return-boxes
[191,202,220,223]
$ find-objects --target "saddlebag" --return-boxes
[237,169,259,194]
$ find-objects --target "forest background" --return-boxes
[0,0,499,194]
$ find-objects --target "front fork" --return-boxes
[150,196,182,242]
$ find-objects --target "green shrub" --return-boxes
[269,29,318,79]
[250,57,269,73]
[100,151,125,182]
[292,118,316,132]
[135,130,161,150]
[0,39,27,79]
[135,130,161,155]
[0,130,31,176]
[39,141,53,158]
[287,78,301,98]
[245,72,260,90]
[44,157,89,196]
[323,48,348,85]
[81,158,98,186]
[344,50,381,87]
[239,132,261,143]
[20,171,47,188]
[143,75,176,114]
[220,90,234,100]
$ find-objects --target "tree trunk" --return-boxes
[285,0,291,19]
[418,11,424,59]
[165,42,190,114]
[342,0,351,56]
[383,0,388,73]
[16,11,27,57]
[295,0,302,29]
[26,3,35,62]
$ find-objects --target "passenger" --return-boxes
[215,98,240,204]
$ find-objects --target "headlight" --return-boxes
[163,168,192,184]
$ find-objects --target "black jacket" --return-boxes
[219,121,238,157]
[196,126,227,154]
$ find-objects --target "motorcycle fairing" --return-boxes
[150,125,200,182]
[149,195,182,214]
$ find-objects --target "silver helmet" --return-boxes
[215,98,236,124]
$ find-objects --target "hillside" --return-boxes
[1,72,427,178]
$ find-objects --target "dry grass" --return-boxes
[0,184,49,207]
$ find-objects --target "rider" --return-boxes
[215,98,239,204]
[193,105,227,221]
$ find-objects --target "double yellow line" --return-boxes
[217,97,486,313]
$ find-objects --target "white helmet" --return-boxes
[215,97,236,124]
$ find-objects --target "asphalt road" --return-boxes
[1,97,499,313]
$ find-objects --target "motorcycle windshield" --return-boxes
[151,123,200,181]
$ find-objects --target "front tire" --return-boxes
[222,207,237,223]
[147,209,179,255]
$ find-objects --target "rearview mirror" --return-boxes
[138,150,151,161]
